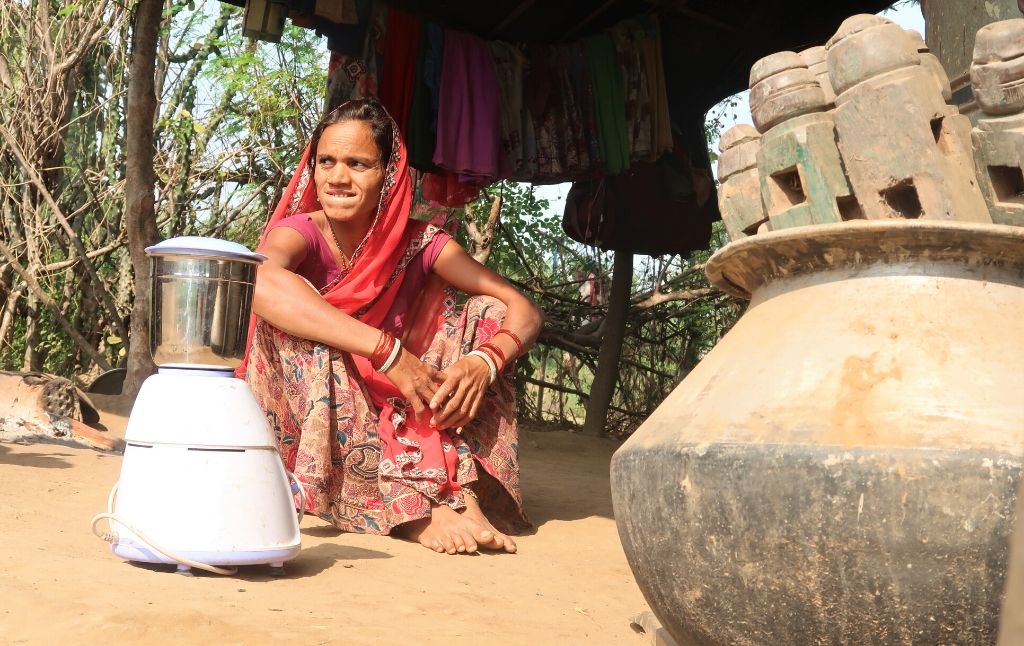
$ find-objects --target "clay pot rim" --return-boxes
[707,221,1024,299]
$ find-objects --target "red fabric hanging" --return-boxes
[378,7,423,136]
[422,171,482,207]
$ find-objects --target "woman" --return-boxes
[243,98,542,555]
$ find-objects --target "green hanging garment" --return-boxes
[584,33,629,175]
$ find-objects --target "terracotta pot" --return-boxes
[611,221,1024,645]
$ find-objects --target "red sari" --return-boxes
[240,111,529,535]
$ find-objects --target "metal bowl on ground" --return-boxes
[146,237,266,370]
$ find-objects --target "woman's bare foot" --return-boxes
[461,492,517,554]
[394,504,497,555]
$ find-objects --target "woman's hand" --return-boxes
[428,355,492,430]
[383,348,445,422]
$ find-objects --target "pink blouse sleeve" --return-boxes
[421,231,453,272]
[267,214,319,249]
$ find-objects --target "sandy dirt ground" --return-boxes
[0,395,652,645]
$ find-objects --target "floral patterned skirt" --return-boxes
[245,295,530,535]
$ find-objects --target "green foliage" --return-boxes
[204,20,327,155]
[458,181,556,280]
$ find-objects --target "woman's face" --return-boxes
[313,120,385,228]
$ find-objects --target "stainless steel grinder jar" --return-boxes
[145,237,266,369]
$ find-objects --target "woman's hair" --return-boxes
[307,98,394,173]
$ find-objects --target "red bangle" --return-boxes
[370,332,395,371]
[496,328,523,357]
[370,332,387,362]
[479,346,504,373]
[478,342,507,370]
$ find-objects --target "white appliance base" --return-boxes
[112,541,301,567]
[106,372,303,574]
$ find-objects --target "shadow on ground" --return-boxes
[123,542,391,581]
[518,429,622,529]
[0,442,74,469]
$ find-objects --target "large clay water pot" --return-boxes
[611,221,1024,645]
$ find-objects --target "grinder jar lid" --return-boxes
[145,236,267,264]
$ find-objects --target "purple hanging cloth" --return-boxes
[432,29,503,184]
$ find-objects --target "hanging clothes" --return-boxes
[640,15,674,159]
[267,1,683,188]
[432,29,503,185]
[378,7,422,136]
[326,50,378,101]
[585,34,629,175]
[421,170,481,206]
[566,41,602,172]
[409,173,462,229]
[407,22,445,172]
[489,41,527,178]
[314,0,374,56]
[612,21,653,162]
[524,44,569,179]
[513,48,539,181]
[554,44,590,176]
[325,1,386,104]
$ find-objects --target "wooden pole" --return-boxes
[536,346,548,419]
[582,250,632,436]
[122,0,163,398]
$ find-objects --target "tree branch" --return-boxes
[520,375,647,418]
[52,0,112,79]
[38,236,126,274]
[632,287,716,309]
[0,237,112,370]
[0,122,129,342]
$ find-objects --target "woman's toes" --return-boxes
[473,527,500,547]
[458,528,479,553]
[452,534,467,553]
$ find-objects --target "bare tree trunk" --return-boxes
[122,0,164,398]
[536,346,548,420]
[464,194,503,265]
[558,352,567,422]
[22,293,40,371]
[114,250,134,314]
[0,285,23,351]
[582,250,633,436]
